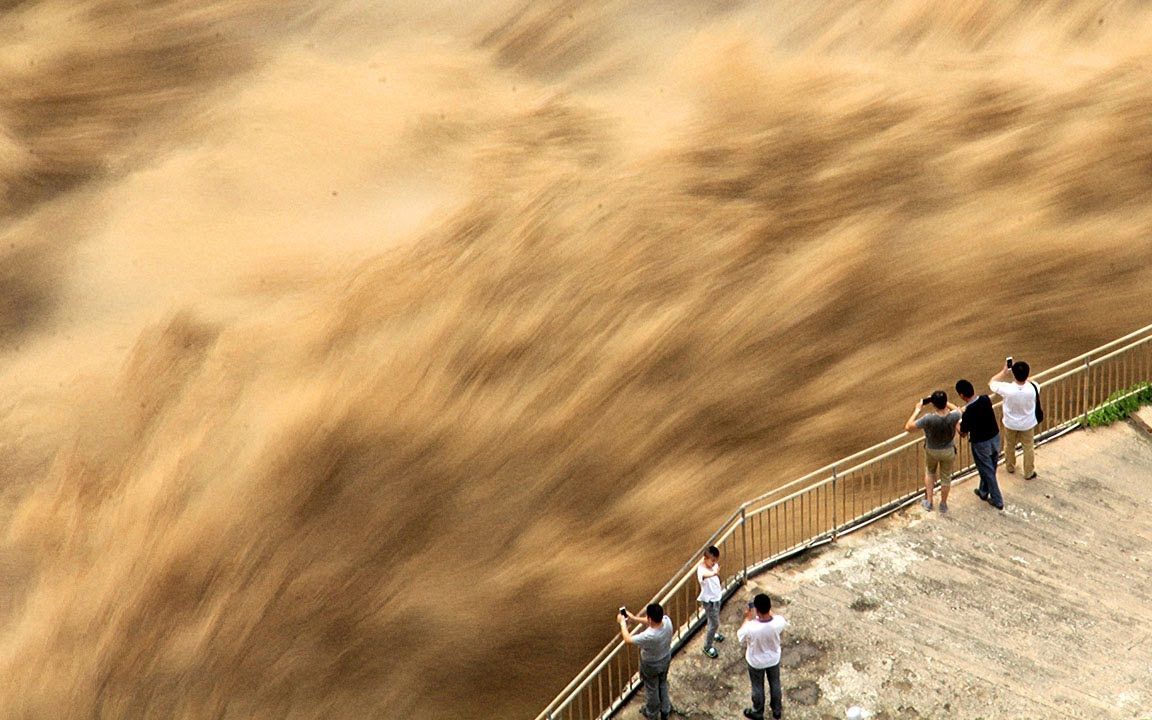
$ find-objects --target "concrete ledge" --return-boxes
[1130,405,1152,435]
[622,421,1152,719]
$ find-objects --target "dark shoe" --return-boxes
[713,632,725,643]
[743,710,764,720]
[703,646,718,658]
[974,489,989,501]
[1024,472,1037,480]
[991,502,1004,510]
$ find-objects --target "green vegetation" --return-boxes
[1084,382,1152,427]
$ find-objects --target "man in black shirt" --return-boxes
[956,379,1003,509]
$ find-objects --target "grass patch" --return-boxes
[1084,382,1152,427]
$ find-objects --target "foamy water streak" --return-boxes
[2,1,1152,718]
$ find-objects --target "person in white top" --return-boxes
[989,357,1040,479]
[696,546,724,658]
[737,593,788,720]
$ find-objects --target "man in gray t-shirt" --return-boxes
[916,411,962,450]
[905,390,961,513]
[619,603,674,719]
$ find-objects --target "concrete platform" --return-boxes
[622,417,1152,719]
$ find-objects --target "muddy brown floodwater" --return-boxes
[2,1,1152,718]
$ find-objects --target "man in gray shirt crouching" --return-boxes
[619,603,674,720]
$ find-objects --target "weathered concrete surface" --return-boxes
[622,418,1152,719]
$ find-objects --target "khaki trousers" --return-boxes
[1002,426,1035,476]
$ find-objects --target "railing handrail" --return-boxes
[537,321,1152,720]
[1032,322,1152,379]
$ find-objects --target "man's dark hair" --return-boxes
[955,379,975,398]
[1011,361,1030,382]
[705,546,720,559]
[930,390,948,409]
[752,593,772,614]
[645,603,664,623]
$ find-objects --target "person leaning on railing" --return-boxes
[618,603,673,720]
[904,390,961,513]
[990,358,1040,480]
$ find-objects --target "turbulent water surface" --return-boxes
[2,1,1152,718]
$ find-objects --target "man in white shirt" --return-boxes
[697,546,724,658]
[619,603,674,720]
[989,358,1040,479]
[737,593,788,720]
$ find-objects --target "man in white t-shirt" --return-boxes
[619,603,674,720]
[990,358,1040,479]
[737,593,788,720]
[697,546,724,658]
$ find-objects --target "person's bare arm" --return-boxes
[990,364,1013,388]
[699,565,720,579]
[618,615,635,644]
[904,401,923,432]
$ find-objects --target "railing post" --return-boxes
[1081,358,1091,425]
[831,465,839,540]
[740,507,748,584]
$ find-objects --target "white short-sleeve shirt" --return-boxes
[990,380,1038,431]
[697,562,722,602]
[738,615,788,669]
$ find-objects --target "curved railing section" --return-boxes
[537,321,1152,720]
